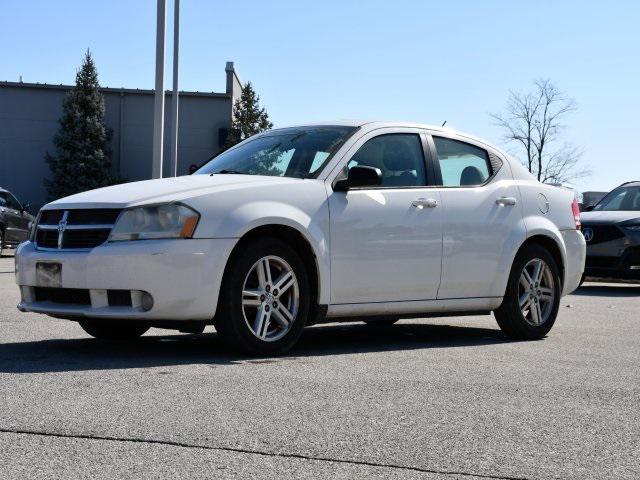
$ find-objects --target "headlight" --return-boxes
[109,203,200,241]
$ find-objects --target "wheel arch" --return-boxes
[516,233,566,290]
[219,223,327,317]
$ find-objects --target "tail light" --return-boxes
[571,198,581,230]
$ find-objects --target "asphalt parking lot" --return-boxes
[0,251,638,480]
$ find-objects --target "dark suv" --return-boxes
[0,188,34,256]
[581,181,640,281]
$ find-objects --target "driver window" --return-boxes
[347,134,426,187]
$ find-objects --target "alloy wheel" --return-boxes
[518,258,555,326]
[241,255,299,342]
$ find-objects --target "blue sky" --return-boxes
[2,0,639,192]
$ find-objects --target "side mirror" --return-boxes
[22,203,31,213]
[188,164,198,175]
[333,165,382,191]
[584,204,595,212]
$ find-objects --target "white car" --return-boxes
[16,121,586,354]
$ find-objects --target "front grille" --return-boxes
[582,224,625,244]
[67,209,121,225]
[36,229,58,248]
[35,209,121,250]
[62,229,111,249]
[34,287,91,305]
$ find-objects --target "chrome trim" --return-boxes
[34,246,93,252]
[37,224,114,230]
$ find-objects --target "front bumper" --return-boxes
[585,246,640,280]
[15,238,236,320]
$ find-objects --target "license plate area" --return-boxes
[36,262,62,288]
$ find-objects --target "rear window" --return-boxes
[433,137,491,187]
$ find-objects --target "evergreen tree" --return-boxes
[45,50,115,200]
[226,81,273,147]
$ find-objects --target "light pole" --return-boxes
[151,0,166,179]
[169,0,180,177]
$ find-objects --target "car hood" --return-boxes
[43,174,308,210]
[581,210,640,224]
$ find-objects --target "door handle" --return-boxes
[496,196,517,206]
[411,198,438,209]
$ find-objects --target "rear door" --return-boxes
[428,135,525,299]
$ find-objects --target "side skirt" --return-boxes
[326,296,503,319]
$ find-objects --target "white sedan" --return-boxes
[16,121,586,354]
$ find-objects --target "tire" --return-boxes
[0,229,4,257]
[494,244,561,340]
[79,320,150,340]
[215,236,310,355]
[363,318,399,326]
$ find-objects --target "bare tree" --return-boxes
[491,79,589,183]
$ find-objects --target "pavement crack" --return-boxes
[0,427,531,480]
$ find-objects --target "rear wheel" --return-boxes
[215,237,310,355]
[79,320,150,340]
[494,244,561,340]
[0,229,4,257]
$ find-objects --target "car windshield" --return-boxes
[594,185,640,211]
[196,126,357,178]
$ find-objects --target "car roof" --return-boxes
[620,181,640,188]
[270,120,507,157]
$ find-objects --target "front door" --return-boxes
[328,131,443,304]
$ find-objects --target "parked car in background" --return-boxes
[0,187,34,256]
[15,122,585,354]
[581,181,640,282]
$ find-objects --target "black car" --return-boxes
[0,188,35,256]
[580,181,640,281]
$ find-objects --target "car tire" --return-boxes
[0,229,4,257]
[494,244,561,340]
[79,320,150,340]
[215,237,310,355]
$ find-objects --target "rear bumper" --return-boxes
[561,229,586,295]
[15,238,236,321]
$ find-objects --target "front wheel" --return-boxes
[215,237,310,355]
[79,320,150,340]
[494,244,561,340]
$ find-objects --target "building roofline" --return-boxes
[0,80,230,98]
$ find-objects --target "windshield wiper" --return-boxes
[210,169,246,175]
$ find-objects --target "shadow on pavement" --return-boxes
[0,321,515,374]
[574,284,640,297]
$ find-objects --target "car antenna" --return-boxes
[441,120,447,127]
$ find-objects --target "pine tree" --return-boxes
[226,82,273,147]
[45,50,115,200]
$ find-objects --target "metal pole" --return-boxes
[169,0,180,177]
[152,0,166,179]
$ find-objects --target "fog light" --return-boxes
[141,292,154,311]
